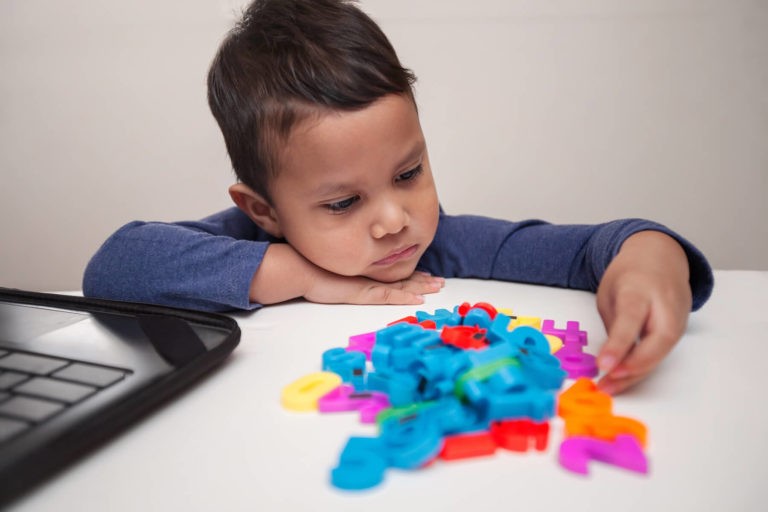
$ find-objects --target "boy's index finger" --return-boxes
[598,298,650,374]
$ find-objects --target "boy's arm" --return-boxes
[84,207,442,311]
[420,212,714,394]
[420,212,713,310]
[83,208,270,311]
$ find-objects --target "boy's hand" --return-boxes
[304,269,444,305]
[249,243,444,305]
[595,231,692,395]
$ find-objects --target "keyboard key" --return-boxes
[15,378,96,403]
[0,353,68,375]
[0,349,8,357]
[0,396,64,422]
[0,391,9,403]
[53,364,127,387]
[0,417,29,443]
[0,371,29,390]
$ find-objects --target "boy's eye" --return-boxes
[396,164,423,183]
[324,195,360,213]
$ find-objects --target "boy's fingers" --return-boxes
[622,331,676,374]
[365,285,425,305]
[597,340,660,394]
[374,274,444,304]
[599,321,681,392]
[403,276,444,295]
[332,273,444,305]
[598,293,650,373]
[597,372,645,395]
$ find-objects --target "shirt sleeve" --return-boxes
[83,208,272,312]
[417,212,714,311]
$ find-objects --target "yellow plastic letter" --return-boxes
[281,371,342,412]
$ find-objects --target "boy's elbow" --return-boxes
[82,245,121,301]
[82,222,145,301]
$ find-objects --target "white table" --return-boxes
[8,270,766,511]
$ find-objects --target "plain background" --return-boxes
[1,0,766,292]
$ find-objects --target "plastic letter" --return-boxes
[542,319,587,347]
[440,325,488,350]
[565,414,648,447]
[439,431,497,460]
[331,437,387,490]
[557,378,612,419]
[544,334,564,354]
[508,326,551,356]
[346,331,376,360]
[556,347,598,379]
[558,435,648,475]
[381,412,443,469]
[322,348,367,389]
[491,419,549,452]
[280,371,342,412]
[317,384,391,423]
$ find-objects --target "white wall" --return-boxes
[1,0,766,292]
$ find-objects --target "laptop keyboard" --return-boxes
[0,348,130,444]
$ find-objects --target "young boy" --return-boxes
[83,0,713,395]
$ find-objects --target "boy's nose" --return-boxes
[370,200,409,239]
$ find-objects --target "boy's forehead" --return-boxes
[279,137,426,197]
[278,95,425,175]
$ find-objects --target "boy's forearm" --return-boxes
[608,230,691,288]
[597,230,692,322]
[248,243,314,304]
[249,243,446,306]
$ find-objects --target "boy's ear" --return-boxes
[229,183,284,238]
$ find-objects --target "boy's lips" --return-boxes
[373,244,419,266]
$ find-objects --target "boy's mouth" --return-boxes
[373,244,419,266]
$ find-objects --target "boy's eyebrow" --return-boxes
[313,140,426,198]
[313,181,355,199]
[396,139,426,170]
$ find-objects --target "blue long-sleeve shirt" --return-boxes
[83,207,714,312]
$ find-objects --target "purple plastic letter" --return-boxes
[542,320,587,347]
[556,347,598,379]
[318,384,391,423]
[559,434,648,475]
[346,331,376,360]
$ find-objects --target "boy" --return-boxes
[83,0,713,395]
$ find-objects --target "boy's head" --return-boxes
[207,0,416,203]
[208,0,440,284]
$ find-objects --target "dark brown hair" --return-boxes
[207,0,417,202]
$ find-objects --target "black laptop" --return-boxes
[0,287,241,506]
